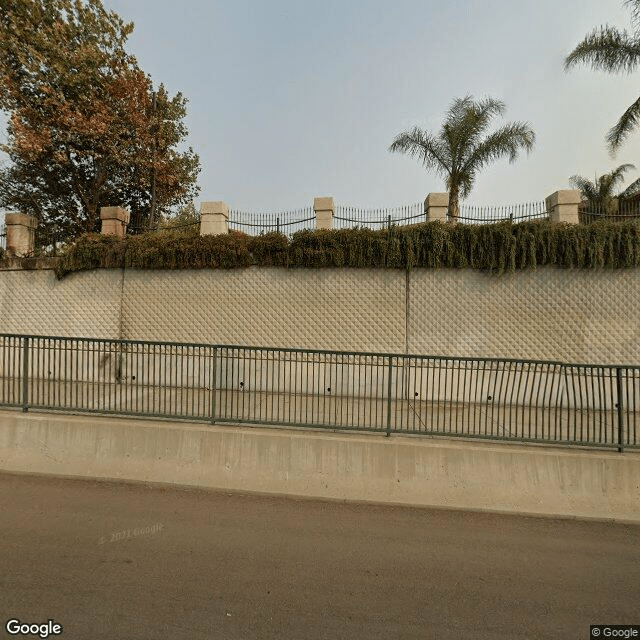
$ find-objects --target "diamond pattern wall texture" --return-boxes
[1,266,639,364]
[408,268,640,363]
[121,268,407,353]
[0,269,121,338]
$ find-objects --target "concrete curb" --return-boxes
[1,409,639,522]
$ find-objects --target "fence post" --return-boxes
[314,197,334,230]
[100,206,130,237]
[616,367,625,453]
[386,355,393,437]
[211,346,218,425]
[5,213,37,256]
[200,202,229,235]
[22,336,29,412]
[424,193,449,222]
[545,190,581,224]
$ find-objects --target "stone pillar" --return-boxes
[200,201,229,235]
[100,206,130,237]
[314,197,334,230]
[425,193,449,222]
[5,213,37,256]
[545,190,581,224]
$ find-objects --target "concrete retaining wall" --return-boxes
[1,410,638,522]
[1,266,640,363]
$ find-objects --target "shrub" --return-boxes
[54,219,640,279]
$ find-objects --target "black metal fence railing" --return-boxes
[34,225,68,256]
[579,201,640,224]
[226,201,549,232]
[334,203,425,230]
[228,208,315,236]
[1,334,638,452]
[127,220,201,235]
[115,199,640,238]
[457,201,548,224]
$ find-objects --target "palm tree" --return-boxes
[565,0,640,151]
[569,164,636,215]
[389,96,535,220]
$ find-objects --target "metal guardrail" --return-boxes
[1,334,638,451]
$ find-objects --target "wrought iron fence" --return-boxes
[334,203,425,230]
[579,201,640,224]
[457,201,548,224]
[228,207,315,236]
[34,225,68,256]
[225,201,550,233]
[1,334,638,451]
[127,220,201,235]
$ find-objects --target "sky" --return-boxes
[4,0,640,217]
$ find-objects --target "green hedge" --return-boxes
[53,220,640,279]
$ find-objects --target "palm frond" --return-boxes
[388,128,451,177]
[564,26,640,73]
[444,96,474,124]
[474,96,507,116]
[608,162,636,189]
[461,122,535,179]
[606,96,640,150]
[569,174,599,201]
[619,176,640,199]
[444,96,505,129]
[570,164,637,205]
[626,0,640,32]
[458,170,476,199]
[443,96,506,167]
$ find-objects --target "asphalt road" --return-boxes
[0,471,638,640]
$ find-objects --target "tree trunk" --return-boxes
[448,183,460,222]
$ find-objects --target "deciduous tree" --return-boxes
[0,0,200,242]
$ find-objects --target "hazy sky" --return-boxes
[5,0,640,215]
